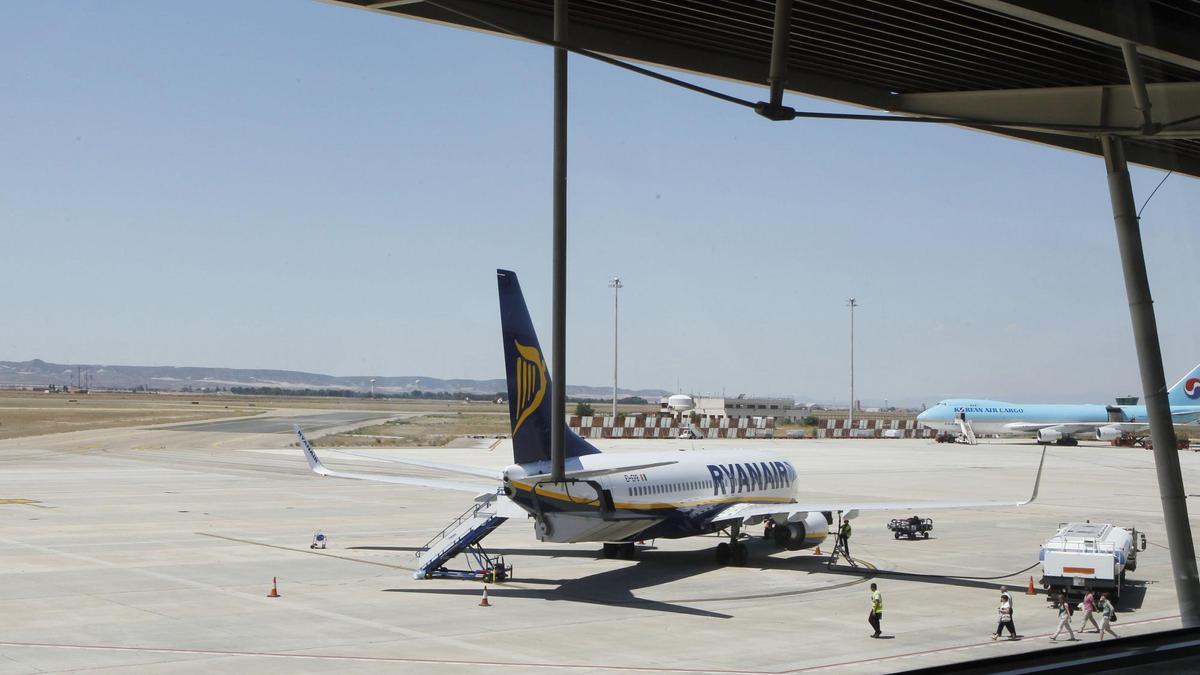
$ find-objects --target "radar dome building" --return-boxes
[666,394,695,412]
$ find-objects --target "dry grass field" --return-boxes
[311,413,512,447]
[0,392,264,440]
[0,390,662,444]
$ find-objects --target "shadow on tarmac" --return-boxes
[372,537,1087,618]
[350,545,601,559]
[383,539,876,619]
[386,558,736,618]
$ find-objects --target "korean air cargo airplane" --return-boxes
[295,269,1044,572]
[917,364,1200,445]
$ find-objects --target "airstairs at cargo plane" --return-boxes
[956,416,978,445]
[414,490,510,581]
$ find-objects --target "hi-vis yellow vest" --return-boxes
[872,591,883,613]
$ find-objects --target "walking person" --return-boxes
[1098,593,1119,640]
[1077,590,1100,633]
[1049,593,1076,641]
[868,583,883,638]
[992,592,1017,640]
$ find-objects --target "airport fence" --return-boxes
[568,414,775,439]
[814,418,937,438]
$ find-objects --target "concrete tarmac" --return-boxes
[1,410,1195,673]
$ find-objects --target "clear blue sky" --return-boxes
[2,1,1196,405]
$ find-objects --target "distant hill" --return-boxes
[0,359,669,399]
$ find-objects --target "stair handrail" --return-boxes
[415,489,502,560]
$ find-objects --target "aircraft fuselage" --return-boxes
[502,449,800,544]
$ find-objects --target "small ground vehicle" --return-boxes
[1139,437,1191,450]
[887,516,933,539]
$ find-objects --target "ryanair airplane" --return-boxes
[296,269,1044,566]
[917,363,1200,445]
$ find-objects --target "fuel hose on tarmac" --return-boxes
[855,560,1041,581]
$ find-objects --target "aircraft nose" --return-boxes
[916,409,937,427]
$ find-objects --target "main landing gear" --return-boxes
[602,542,638,560]
[715,522,748,566]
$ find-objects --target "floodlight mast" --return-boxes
[549,0,568,484]
[847,298,857,431]
[609,276,622,419]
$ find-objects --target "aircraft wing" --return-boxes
[1006,412,1200,435]
[295,427,496,497]
[525,461,678,481]
[708,447,1045,526]
[319,448,502,480]
[1004,422,1103,434]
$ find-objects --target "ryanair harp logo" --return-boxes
[513,339,547,434]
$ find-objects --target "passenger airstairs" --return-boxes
[956,417,978,445]
[413,490,510,581]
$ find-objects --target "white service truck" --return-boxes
[1039,522,1146,604]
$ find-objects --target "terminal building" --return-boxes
[660,395,804,421]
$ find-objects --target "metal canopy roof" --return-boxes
[327,0,1200,177]
[322,1,1200,622]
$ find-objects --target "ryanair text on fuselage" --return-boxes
[707,461,797,495]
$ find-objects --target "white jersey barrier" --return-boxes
[815,418,936,439]
[569,415,775,439]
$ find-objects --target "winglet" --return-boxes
[1021,446,1047,506]
[295,425,330,477]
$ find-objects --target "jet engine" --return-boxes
[771,512,830,550]
[1036,428,1062,444]
[1095,426,1122,442]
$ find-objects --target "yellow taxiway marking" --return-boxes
[0,498,48,508]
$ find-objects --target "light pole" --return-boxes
[847,298,857,431]
[609,276,623,419]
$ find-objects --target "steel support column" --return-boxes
[767,0,793,108]
[550,0,568,483]
[1120,43,1157,135]
[756,0,796,121]
[1102,135,1200,626]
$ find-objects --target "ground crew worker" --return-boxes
[839,518,852,558]
[868,582,883,638]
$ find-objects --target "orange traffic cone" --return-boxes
[813,546,821,555]
[268,577,280,598]
[479,585,491,607]
[1026,576,1036,595]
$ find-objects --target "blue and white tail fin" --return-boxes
[1168,362,1200,406]
[497,269,601,465]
